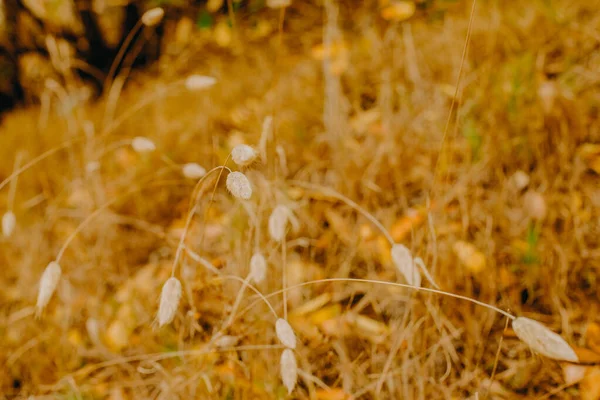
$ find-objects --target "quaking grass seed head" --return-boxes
[157,277,182,327]
[2,210,16,238]
[231,144,257,167]
[250,252,267,284]
[36,261,62,317]
[391,244,421,287]
[226,171,252,200]
[280,349,298,394]
[131,137,156,153]
[268,205,290,242]
[185,75,217,91]
[275,318,297,349]
[512,317,579,362]
[182,163,206,179]
[141,7,164,27]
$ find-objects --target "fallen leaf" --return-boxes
[587,323,600,354]
[390,207,426,242]
[574,346,600,364]
[578,143,600,174]
[581,367,600,400]
[214,20,232,47]
[453,240,486,273]
[105,319,129,352]
[310,304,342,325]
[316,388,354,400]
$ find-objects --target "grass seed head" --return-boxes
[231,144,257,167]
[141,7,164,27]
[391,244,421,287]
[182,163,207,179]
[131,137,156,153]
[36,261,62,317]
[280,349,298,394]
[512,317,579,362]
[276,318,297,349]
[157,277,182,327]
[250,252,267,284]
[226,171,252,200]
[269,205,290,242]
[2,210,16,238]
[185,75,217,91]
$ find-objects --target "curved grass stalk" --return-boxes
[241,277,515,321]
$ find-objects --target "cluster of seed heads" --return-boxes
[16,109,581,397]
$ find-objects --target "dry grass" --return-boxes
[1,0,600,398]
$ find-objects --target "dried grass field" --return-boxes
[1,0,600,399]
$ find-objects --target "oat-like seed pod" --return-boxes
[231,144,257,167]
[512,317,579,362]
[280,349,298,394]
[157,277,182,327]
[131,137,156,153]
[36,261,62,317]
[185,75,217,91]
[141,7,164,27]
[250,252,267,284]
[391,244,421,287]
[2,211,16,238]
[226,171,252,200]
[276,318,297,349]
[182,163,206,179]
[269,205,290,242]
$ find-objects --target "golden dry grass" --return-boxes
[1,0,600,398]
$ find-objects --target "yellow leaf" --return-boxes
[390,207,426,242]
[214,20,232,47]
[453,240,486,273]
[587,323,600,354]
[207,0,224,12]
[377,235,392,264]
[316,388,354,400]
[581,367,600,400]
[381,1,416,22]
[310,304,342,325]
[105,320,129,352]
[68,329,83,347]
[578,143,600,174]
